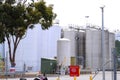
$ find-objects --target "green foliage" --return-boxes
[5,0,15,4]
[0,0,56,67]
[0,3,28,43]
[115,40,120,56]
[34,1,55,29]
[0,0,56,43]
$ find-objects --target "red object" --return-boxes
[69,65,80,77]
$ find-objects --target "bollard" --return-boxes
[74,76,77,80]
[89,74,92,80]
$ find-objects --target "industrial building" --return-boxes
[59,26,115,71]
[0,24,115,73]
[0,24,61,72]
[85,29,115,71]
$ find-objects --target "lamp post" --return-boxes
[85,16,89,28]
[100,5,105,80]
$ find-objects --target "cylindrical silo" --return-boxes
[78,31,85,56]
[63,30,77,65]
[85,29,93,70]
[86,29,115,71]
[63,30,77,57]
[108,32,115,69]
[85,29,101,71]
[77,31,86,68]
[57,38,71,67]
[63,29,85,66]
[104,31,109,69]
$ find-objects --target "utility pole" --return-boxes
[100,5,105,80]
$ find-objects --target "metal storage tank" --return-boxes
[63,30,77,65]
[85,29,102,71]
[63,30,77,57]
[77,31,86,67]
[104,31,110,69]
[78,31,85,56]
[108,32,115,69]
[100,30,115,70]
[85,29,115,71]
[57,38,71,67]
[63,29,85,66]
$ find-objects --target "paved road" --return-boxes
[3,71,120,80]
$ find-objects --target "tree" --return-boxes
[0,0,56,67]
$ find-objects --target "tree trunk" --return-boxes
[7,36,21,67]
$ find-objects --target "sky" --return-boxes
[44,0,120,31]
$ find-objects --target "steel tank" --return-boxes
[85,29,102,71]
[85,29,115,70]
[101,30,115,70]
[107,32,115,69]
[63,30,77,57]
[104,31,109,69]
[63,29,85,66]
[77,31,86,68]
[57,38,71,67]
[63,30,77,65]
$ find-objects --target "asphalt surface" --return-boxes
[1,71,120,80]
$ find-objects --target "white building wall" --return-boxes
[4,24,61,72]
[37,25,61,71]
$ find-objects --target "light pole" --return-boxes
[85,16,89,28]
[100,5,105,80]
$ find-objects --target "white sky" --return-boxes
[44,0,120,31]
